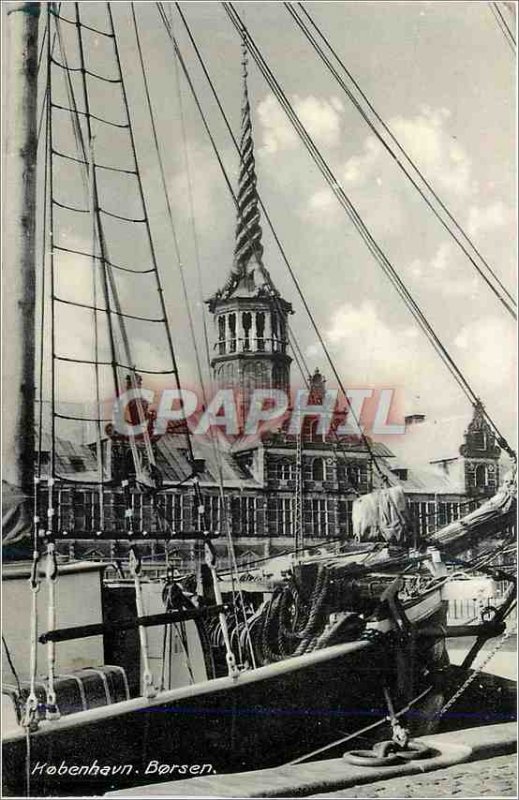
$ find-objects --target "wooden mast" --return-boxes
[2,2,40,491]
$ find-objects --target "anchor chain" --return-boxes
[438,617,517,719]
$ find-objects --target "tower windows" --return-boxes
[271,312,279,351]
[279,316,287,353]
[242,312,252,352]
[229,313,237,353]
[218,316,226,355]
[256,312,265,351]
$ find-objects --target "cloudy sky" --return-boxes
[35,1,516,447]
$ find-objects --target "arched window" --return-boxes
[279,316,287,353]
[256,312,265,351]
[312,457,325,482]
[218,316,226,354]
[271,313,279,351]
[228,313,237,353]
[242,312,252,351]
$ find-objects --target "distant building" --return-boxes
[388,402,504,539]
[47,55,510,571]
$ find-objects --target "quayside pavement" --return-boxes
[105,721,517,798]
[311,753,517,798]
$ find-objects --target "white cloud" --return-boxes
[339,107,473,199]
[406,241,480,297]
[342,136,384,187]
[306,301,516,438]
[466,201,511,237]
[302,105,473,234]
[257,93,344,154]
[168,144,225,226]
[454,316,517,389]
[311,300,438,401]
[390,107,473,197]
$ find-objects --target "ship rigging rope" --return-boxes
[285,2,517,317]
[50,104,130,129]
[222,3,515,458]
[159,3,363,634]
[49,7,115,39]
[49,54,122,83]
[49,2,147,525]
[172,2,367,497]
[47,2,193,488]
[160,4,388,490]
[173,3,372,494]
[286,684,433,766]
[129,3,240,652]
[52,295,165,324]
[488,1,517,53]
[150,3,255,664]
[53,353,175,374]
[88,138,105,528]
[107,0,198,473]
[53,244,154,274]
[62,2,152,487]
[165,4,471,499]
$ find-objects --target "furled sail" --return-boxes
[352,484,409,543]
[430,467,517,551]
[1,481,32,558]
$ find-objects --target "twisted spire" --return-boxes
[232,36,264,272]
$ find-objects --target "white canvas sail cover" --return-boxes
[352,485,408,543]
[431,467,517,547]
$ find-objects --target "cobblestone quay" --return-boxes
[312,753,517,798]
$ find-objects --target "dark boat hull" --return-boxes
[3,598,447,797]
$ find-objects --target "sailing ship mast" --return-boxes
[3,1,40,493]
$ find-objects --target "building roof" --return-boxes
[388,414,470,467]
[40,432,101,479]
[231,428,394,457]
[155,434,258,489]
[39,431,259,489]
[397,464,465,495]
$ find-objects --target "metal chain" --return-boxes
[439,617,517,717]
